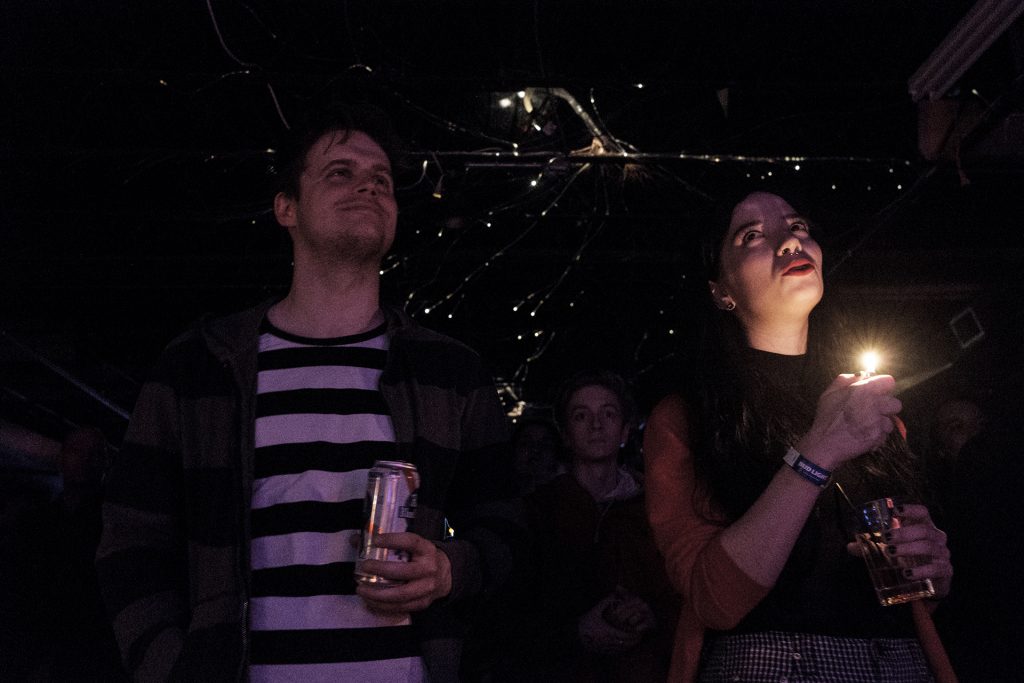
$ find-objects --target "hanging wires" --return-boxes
[204,0,290,129]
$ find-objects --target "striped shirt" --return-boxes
[249,320,425,682]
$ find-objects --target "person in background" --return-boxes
[644,191,954,682]
[1,423,127,681]
[510,413,563,496]
[505,370,676,682]
[96,101,523,682]
[922,398,985,525]
[929,397,1023,681]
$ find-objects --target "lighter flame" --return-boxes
[860,351,880,376]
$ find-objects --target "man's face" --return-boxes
[274,130,398,267]
[563,385,629,464]
[513,423,561,483]
[934,400,984,457]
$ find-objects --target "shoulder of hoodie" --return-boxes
[149,298,273,374]
[382,304,495,376]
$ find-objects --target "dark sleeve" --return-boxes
[96,352,188,681]
[436,359,528,602]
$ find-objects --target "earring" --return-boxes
[725,300,736,311]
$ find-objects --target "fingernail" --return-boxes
[887,545,897,555]
[902,569,913,578]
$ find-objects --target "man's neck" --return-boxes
[269,264,384,338]
[572,459,621,500]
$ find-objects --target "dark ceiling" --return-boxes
[3,1,1024,444]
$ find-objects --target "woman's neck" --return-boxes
[743,317,809,355]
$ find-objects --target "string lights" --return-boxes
[7,0,1019,442]
[17,14,930,418]
[390,132,924,406]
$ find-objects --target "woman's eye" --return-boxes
[791,221,809,233]
[330,168,352,178]
[741,230,761,244]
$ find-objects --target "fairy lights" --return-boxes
[34,36,929,413]
[395,145,925,398]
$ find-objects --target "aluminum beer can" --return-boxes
[354,460,420,585]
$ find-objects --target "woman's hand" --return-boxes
[885,503,953,599]
[798,373,903,469]
[846,503,953,600]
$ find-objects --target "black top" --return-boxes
[725,349,916,638]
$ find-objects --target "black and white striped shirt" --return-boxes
[249,320,425,682]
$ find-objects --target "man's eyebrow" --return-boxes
[317,159,392,175]
[569,402,621,411]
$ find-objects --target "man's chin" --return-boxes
[315,234,391,267]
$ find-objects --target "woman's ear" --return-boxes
[709,280,736,311]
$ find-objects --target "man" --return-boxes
[96,103,521,682]
[478,371,676,682]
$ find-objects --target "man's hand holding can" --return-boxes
[355,532,453,613]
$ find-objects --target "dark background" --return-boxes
[3,1,1023,445]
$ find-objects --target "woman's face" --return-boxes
[710,192,824,327]
[563,385,629,464]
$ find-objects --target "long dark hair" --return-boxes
[689,191,921,521]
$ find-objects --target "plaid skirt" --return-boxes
[698,631,935,683]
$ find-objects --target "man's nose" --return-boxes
[355,175,379,195]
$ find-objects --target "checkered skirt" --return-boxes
[699,631,934,683]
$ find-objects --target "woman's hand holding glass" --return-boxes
[854,503,953,600]
[797,373,903,470]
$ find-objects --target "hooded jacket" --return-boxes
[96,299,523,682]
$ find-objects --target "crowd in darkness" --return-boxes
[1,102,1021,682]
[2,382,1019,681]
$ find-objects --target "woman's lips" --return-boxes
[782,257,815,276]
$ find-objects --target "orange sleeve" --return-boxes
[644,395,771,630]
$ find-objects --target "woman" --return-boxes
[644,192,953,682]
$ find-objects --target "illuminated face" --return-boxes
[710,192,824,329]
[563,385,630,463]
[274,130,397,266]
